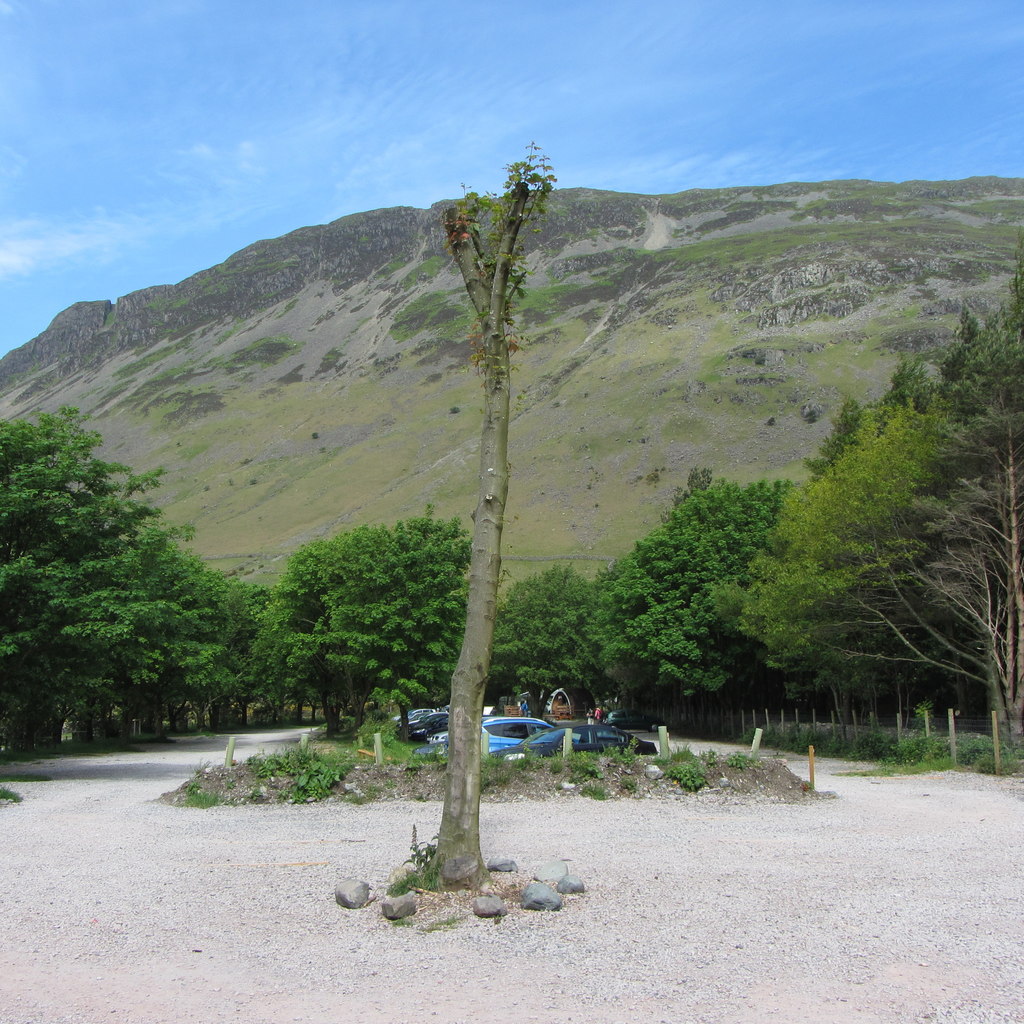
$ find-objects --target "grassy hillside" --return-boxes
[2,178,1022,580]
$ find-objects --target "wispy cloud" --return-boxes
[0,214,145,278]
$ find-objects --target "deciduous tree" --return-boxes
[435,147,555,888]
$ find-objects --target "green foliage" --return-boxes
[663,760,708,792]
[387,827,440,896]
[602,479,792,699]
[183,789,222,808]
[258,509,470,734]
[491,565,605,716]
[726,752,755,770]
[0,786,22,802]
[580,782,608,800]
[743,407,941,674]
[605,744,639,767]
[248,745,354,801]
[566,751,603,783]
[0,407,245,750]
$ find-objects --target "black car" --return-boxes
[407,712,449,741]
[604,709,665,732]
[501,724,657,759]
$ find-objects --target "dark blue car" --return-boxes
[500,724,657,759]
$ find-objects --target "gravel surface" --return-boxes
[2,729,1023,1024]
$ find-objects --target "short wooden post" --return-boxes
[795,707,801,729]
[373,732,384,765]
[851,707,859,738]
[992,710,1002,775]
[224,736,236,768]
[924,709,931,737]
[300,733,309,751]
[947,709,957,765]
[741,709,746,735]
[562,729,573,758]
[808,745,816,791]
[780,707,786,732]
[658,725,670,759]
[765,708,770,734]
[896,712,902,739]
[751,728,763,757]
[812,708,818,731]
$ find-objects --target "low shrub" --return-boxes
[566,751,602,783]
[664,761,707,792]
[248,746,354,801]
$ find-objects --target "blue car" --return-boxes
[417,716,552,756]
[500,724,658,759]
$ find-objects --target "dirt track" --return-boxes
[2,730,1022,1024]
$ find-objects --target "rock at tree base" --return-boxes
[556,874,585,894]
[472,895,508,918]
[335,879,370,909]
[533,859,569,883]
[381,892,417,920]
[521,882,562,911]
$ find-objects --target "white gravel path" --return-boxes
[1,729,1023,1024]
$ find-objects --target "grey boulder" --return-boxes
[520,882,563,911]
[556,874,585,894]
[472,895,508,918]
[381,892,417,920]
[334,879,370,909]
[533,859,569,884]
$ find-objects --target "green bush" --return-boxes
[726,752,755,770]
[566,751,602,783]
[664,761,707,792]
[248,745,354,801]
[883,735,949,766]
[0,785,21,803]
[581,782,608,800]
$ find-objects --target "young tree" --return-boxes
[434,147,555,888]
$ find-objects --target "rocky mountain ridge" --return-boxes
[2,177,1022,579]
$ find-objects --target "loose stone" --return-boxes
[334,879,370,909]
[381,892,417,920]
[472,895,508,918]
[521,882,562,911]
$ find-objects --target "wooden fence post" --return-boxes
[947,709,957,765]
[808,745,816,791]
[373,732,383,765]
[924,709,931,737]
[751,728,763,756]
[224,736,236,768]
[562,729,573,759]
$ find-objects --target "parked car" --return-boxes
[501,724,657,759]
[604,709,665,732]
[426,716,552,754]
[407,712,449,741]
[392,708,436,725]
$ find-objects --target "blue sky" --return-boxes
[1,0,1022,359]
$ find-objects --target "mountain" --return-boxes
[2,177,1023,580]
